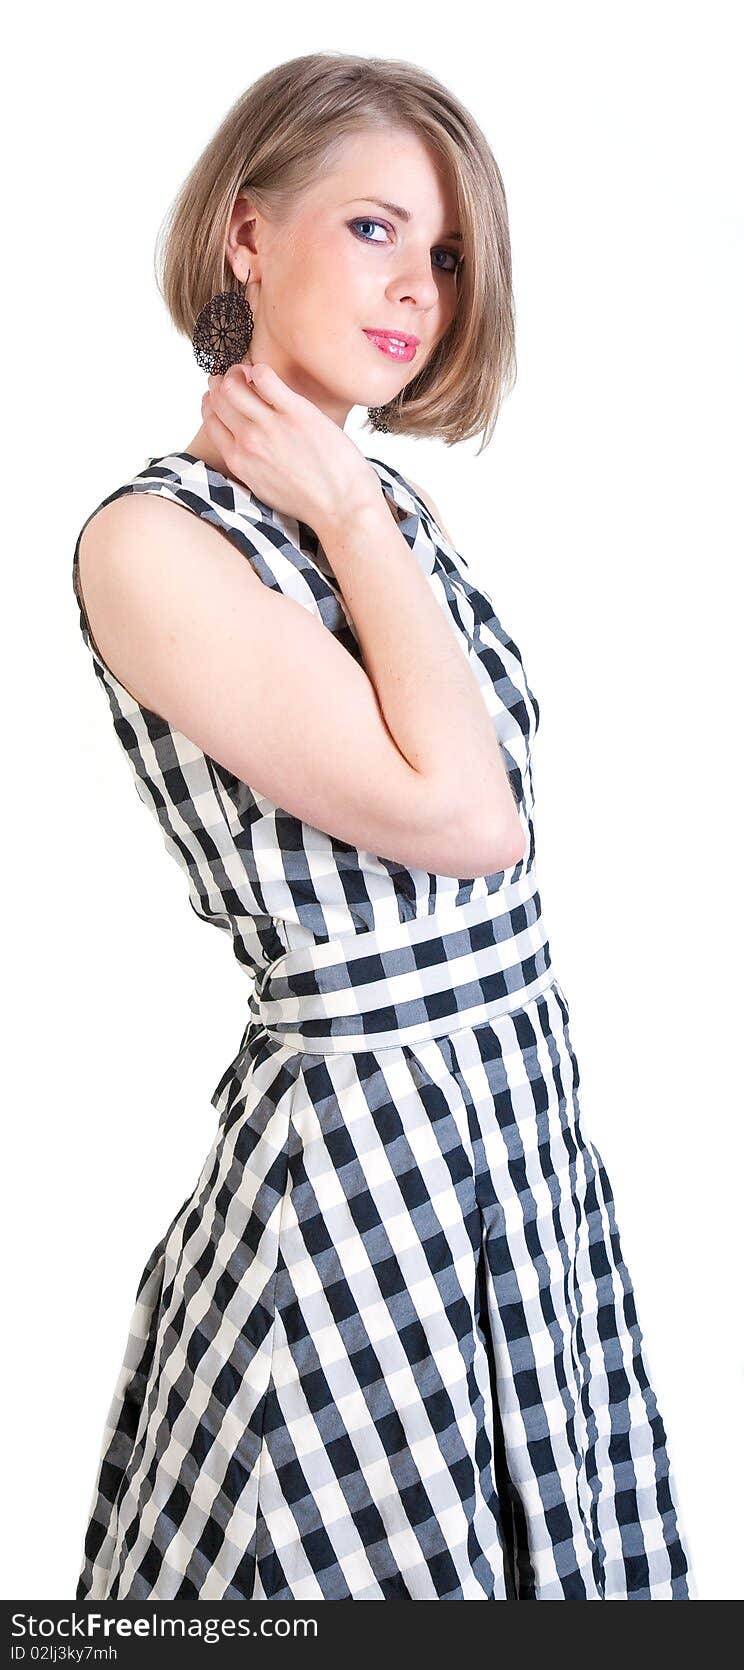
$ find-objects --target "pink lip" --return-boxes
[363,329,419,362]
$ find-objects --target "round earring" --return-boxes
[367,404,392,433]
[192,272,254,375]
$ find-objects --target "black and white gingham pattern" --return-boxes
[72,453,691,1598]
[246,878,555,1055]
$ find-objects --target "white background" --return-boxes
[2,0,741,1601]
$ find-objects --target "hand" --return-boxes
[200,363,381,533]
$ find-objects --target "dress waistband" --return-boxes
[247,872,554,1057]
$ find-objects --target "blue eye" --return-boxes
[347,218,460,274]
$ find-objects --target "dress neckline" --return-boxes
[143,450,415,525]
[139,450,436,578]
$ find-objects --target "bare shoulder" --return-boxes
[74,485,264,711]
[79,484,219,545]
[78,485,179,570]
[405,477,454,545]
[77,484,263,585]
[76,489,157,604]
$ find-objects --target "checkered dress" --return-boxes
[71,451,692,1599]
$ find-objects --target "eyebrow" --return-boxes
[344,197,463,242]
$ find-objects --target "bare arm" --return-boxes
[76,491,523,878]
[313,492,523,861]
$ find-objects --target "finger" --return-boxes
[234,361,290,412]
[209,364,274,427]
[202,400,241,466]
[243,360,285,405]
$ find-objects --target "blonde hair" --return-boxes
[155,52,516,453]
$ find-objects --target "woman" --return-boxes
[72,52,692,1600]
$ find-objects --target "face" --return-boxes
[225,126,463,429]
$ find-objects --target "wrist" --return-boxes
[314,480,386,545]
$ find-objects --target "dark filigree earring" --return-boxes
[192,272,254,375]
[367,404,392,433]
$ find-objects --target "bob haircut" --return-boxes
[155,52,516,453]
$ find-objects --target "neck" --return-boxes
[181,424,230,475]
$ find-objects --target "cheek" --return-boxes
[438,286,459,332]
[267,231,406,354]
[298,249,370,335]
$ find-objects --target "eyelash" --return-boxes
[347,217,461,275]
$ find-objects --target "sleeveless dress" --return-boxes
[71,450,692,1600]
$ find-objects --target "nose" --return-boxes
[391,247,442,309]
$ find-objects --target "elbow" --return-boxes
[436,803,526,880]
[464,822,526,879]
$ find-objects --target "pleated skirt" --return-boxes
[76,966,691,1599]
